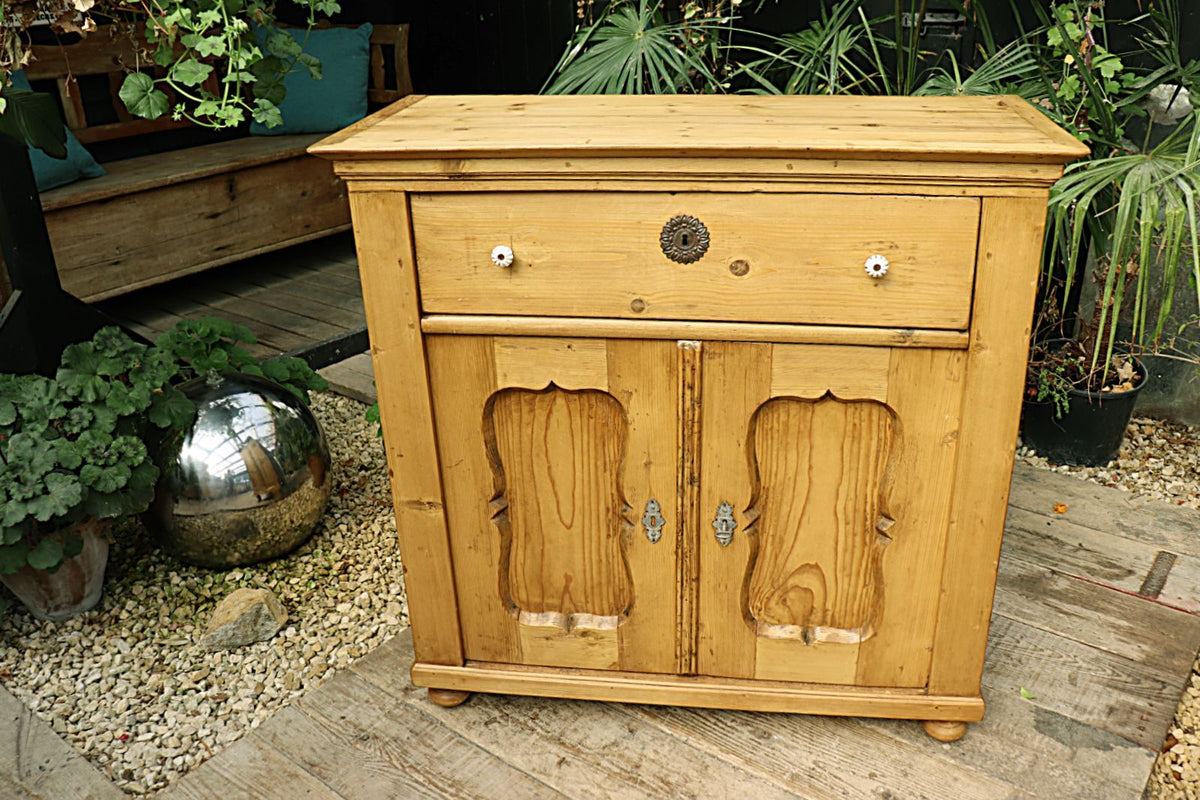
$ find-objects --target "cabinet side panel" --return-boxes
[928,194,1049,696]
[348,189,462,666]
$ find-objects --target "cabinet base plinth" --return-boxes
[412,661,984,722]
[428,688,472,708]
[922,720,968,742]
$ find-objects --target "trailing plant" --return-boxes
[152,317,328,404]
[1,0,341,133]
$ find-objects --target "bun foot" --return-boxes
[922,720,968,742]
[428,688,471,708]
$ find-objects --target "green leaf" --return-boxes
[83,490,128,519]
[171,58,214,88]
[251,98,283,128]
[7,433,57,479]
[1,523,26,545]
[80,462,132,493]
[26,539,63,571]
[0,400,15,427]
[266,30,303,60]
[119,73,171,121]
[298,53,323,81]
[0,89,67,157]
[0,542,30,575]
[55,438,84,470]
[28,473,84,521]
[62,536,84,560]
[154,40,176,68]
[148,389,196,429]
[1019,687,1037,701]
[262,358,292,382]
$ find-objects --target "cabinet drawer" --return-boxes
[411,192,980,329]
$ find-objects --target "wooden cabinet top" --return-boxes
[311,94,1088,165]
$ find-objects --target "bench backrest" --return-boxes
[24,23,412,145]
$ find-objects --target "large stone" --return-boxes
[200,588,288,650]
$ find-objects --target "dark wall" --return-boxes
[340,0,1200,95]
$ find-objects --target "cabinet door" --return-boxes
[696,342,966,688]
[426,335,681,673]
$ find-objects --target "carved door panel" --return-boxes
[696,342,966,687]
[426,335,681,674]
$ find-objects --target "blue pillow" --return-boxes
[9,71,105,191]
[250,24,373,135]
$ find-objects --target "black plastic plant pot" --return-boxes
[1020,356,1148,467]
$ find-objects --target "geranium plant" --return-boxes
[0,319,328,574]
[0,327,178,574]
[1,0,340,130]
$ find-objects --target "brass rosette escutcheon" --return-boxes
[660,215,710,264]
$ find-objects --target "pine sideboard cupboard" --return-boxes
[311,96,1087,742]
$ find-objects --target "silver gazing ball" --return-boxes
[143,374,332,568]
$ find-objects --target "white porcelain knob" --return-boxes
[491,245,514,268]
[864,254,889,278]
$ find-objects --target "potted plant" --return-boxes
[0,327,187,620]
[0,319,328,619]
[1020,1,1200,465]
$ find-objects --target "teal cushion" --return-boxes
[250,24,373,135]
[10,71,105,191]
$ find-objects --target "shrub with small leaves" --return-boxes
[151,317,328,404]
[0,328,182,574]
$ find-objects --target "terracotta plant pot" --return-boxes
[0,519,110,622]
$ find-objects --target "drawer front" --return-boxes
[411,192,980,329]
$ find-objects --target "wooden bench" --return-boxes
[5,24,410,303]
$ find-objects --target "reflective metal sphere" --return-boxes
[144,374,332,568]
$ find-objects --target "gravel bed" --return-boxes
[1017,416,1200,509]
[1018,415,1200,799]
[0,393,406,795]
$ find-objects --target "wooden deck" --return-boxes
[96,234,365,359]
[152,458,1199,799]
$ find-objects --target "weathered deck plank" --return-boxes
[95,233,366,358]
[256,690,564,800]
[0,687,126,800]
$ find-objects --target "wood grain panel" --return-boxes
[854,348,967,688]
[426,335,519,664]
[607,339,682,674]
[487,386,632,626]
[310,94,1089,164]
[699,343,965,689]
[492,337,609,390]
[52,155,349,302]
[421,315,970,349]
[696,341,773,680]
[349,190,462,667]
[412,192,979,329]
[746,396,896,643]
[768,344,891,400]
[411,660,984,721]
[929,195,1050,698]
[428,335,678,674]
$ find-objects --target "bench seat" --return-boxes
[41,134,349,302]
